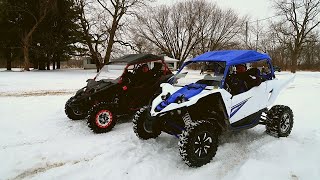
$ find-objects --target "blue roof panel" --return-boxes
[191,50,271,66]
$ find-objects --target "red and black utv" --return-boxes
[65,54,173,133]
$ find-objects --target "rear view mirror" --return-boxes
[86,79,94,82]
[86,79,96,87]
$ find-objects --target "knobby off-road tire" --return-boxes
[266,105,294,137]
[65,97,86,120]
[133,106,161,140]
[179,120,219,167]
[87,102,117,134]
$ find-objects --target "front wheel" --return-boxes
[65,97,86,120]
[133,106,161,140]
[266,105,294,137]
[87,102,117,133]
[178,120,219,167]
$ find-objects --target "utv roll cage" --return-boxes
[174,50,274,88]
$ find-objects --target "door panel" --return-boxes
[229,82,267,124]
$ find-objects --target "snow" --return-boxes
[0,69,96,95]
[1,70,320,180]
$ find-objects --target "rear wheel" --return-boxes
[65,97,86,120]
[133,106,161,140]
[87,102,117,133]
[179,120,219,167]
[266,105,294,137]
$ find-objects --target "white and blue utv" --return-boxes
[133,50,294,167]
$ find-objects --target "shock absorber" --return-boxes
[182,110,193,128]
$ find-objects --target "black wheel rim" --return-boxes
[193,131,213,158]
[73,109,82,116]
[142,114,153,133]
[280,112,291,133]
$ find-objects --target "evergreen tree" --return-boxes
[0,0,83,70]
[0,0,22,70]
[33,0,82,70]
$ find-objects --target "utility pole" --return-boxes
[245,22,248,48]
[256,19,259,51]
[246,15,279,51]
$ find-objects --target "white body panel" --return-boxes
[229,82,267,123]
[265,76,294,106]
[229,76,294,123]
[150,76,294,125]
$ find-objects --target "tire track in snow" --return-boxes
[0,90,75,97]
[9,154,103,180]
[1,140,48,150]
[10,162,66,180]
[214,130,273,179]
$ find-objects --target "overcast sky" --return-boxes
[156,0,275,21]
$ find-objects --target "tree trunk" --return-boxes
[104,40,114,65]
[47,61,50,70]
[6,57,12,71]
[5,50,13,71]
[83,32,101,71]
[87,46,101,71]
[91,54,101,72]
[52,61,56,70]
[57,58,60,69]
[291,51,298,73]
[34,58,39,69]
[103,18,118,65]
[23,43,30,71]
[96,65,100,73]
[39,60,45,70]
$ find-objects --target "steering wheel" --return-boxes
[224,81,232,93]
[122,70,133,84]
[224,74,236,94]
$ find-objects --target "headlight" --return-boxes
[176,95,186,104]
[161,92,171,100]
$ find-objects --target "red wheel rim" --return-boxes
[95,110,113,128]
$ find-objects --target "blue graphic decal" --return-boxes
[155,83,206,112]
[230,97,252,118]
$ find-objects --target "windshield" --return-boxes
[172,61,225,88]
[95,64,126,81]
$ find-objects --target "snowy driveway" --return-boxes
[0,70,320,180]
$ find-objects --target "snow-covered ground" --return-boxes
[0,70,320,180]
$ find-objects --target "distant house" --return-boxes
[162,56,179,71]
[83,55,180,71]
[83,57,96,69]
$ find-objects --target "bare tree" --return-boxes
[135,1,209,62]
[76,0,106,72]
[76,0,150,71]
[198,8,245,53]
[272,0,320,73]
[134,0,245,64]
[97,0,148,64]
[298,33,318,69]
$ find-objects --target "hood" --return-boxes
[75,79,117,97]
[155,83,207,112]
[150,83,230,116]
